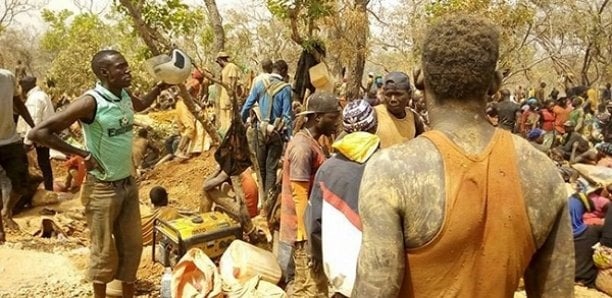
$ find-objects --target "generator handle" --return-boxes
[153,218,185,264]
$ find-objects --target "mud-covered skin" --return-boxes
[352,122,573,297]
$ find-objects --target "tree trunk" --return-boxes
[117,0,222,145]
[327,21,345,82]
[203,0,225,54]
[345,0,369,100]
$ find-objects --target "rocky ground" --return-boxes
[1,110,611,297]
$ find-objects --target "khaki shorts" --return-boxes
[81,175,143,283]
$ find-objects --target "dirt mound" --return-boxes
[0,246,90,297]
[138,150,218,211]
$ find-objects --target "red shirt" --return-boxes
[239,168,259,218]
[279,131,326,244]
[540,108,555,132]
[553,105,573,134]
[64,156,86,188]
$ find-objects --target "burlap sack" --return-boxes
[172,248,223,298]
[596,268,612,296]
[223,275,287,298]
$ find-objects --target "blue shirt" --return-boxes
[240,74,293,136]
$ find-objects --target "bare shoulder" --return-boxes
[511,134,567,248]
[362,137,445,248]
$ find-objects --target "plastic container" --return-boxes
[309,63,332,90]
[219,240,282,285]
[160,267,173,298]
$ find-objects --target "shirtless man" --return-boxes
[132,128,159,176]
[353,15,572,297]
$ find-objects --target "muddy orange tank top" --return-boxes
[401,129,536,297]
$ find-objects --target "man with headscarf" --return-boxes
[374,72,424,148]
[306,99,380,297]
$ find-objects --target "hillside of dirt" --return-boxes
[137,151,218,211]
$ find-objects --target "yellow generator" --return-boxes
[153,212,242,266]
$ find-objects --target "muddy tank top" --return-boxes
[401,129,535,297]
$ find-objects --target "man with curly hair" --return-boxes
[352,15,573,297]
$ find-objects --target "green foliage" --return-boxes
[39,9,151,94]
[113,0,205,38]
[266,0,334,51]
[267,0,334,19]
[302,38,325,53]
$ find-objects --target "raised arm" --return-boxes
[352,161,405,297]
[129,83,169,112]
[524,180,574,297]
[240,81,262,122]
[13,95,35,129]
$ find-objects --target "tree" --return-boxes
[223,5,301,66]
[38,9,154,94]
[267,0,374,99]
[532,0,611,86]
[116,0,226,144]
[267,0,335,62]
[0,0,37,34]
[340,0,370,99]
[203,0,225,54]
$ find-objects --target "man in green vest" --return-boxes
[29,50,170,298]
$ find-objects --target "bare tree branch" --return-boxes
[366,7,388,26]
[0,0,36,32]
[504,56,553,82]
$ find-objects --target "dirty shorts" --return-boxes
[81,174,143,283]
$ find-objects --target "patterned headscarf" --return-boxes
[342,99,377,133]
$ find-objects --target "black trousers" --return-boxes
[0,142,32,212]
[256,134,283,199]
[574,225,601,287]
[601,205,612,247]
[35,146,53,190]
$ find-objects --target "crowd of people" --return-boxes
[1,12,612,298]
